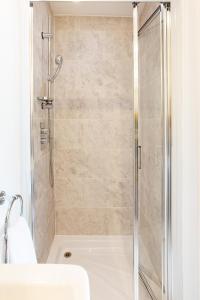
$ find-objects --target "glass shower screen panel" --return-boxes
[137,4,169,300]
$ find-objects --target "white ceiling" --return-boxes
[50,2,133,17]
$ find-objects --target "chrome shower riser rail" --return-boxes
[47,15,54,188]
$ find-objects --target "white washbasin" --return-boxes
[0,264,90,300]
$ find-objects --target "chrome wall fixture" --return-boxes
[46,17,54,187]
[38,16,55,187]
[38,27,54,110]
[0,192,24,263]
[48,55,63,83]
[40,122,49,145]
[37,16,63,187]
[37,33,63,110]
[0,191,6,205]
[4,194,24,263]
[37,96,54,110]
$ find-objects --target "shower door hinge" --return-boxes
[162,2,171,10]
[132,2,138,8]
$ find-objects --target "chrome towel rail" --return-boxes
[0,191,6,205]
[4,194,23,263]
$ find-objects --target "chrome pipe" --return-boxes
[47,16,54,188]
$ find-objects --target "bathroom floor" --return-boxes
[47,235,133,300]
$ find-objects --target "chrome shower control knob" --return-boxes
[0,191,6,204]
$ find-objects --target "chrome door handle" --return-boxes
[138,145,142,170]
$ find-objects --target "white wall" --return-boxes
[171,0,200,299]
[0,0,31,225]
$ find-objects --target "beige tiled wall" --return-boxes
[54,16,134,235]
[32,2,55,262]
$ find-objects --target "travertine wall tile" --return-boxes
[54,16,134,235]
[56,207,133,235]
[55,177,133,209]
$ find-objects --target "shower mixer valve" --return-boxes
[37,96,54,109]
[40,122,49,145]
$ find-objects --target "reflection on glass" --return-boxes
[138,4,163,300]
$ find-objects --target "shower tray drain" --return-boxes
[64,251,72,258]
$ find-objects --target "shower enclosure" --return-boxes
[30,2,171,300]
[133,3,171,300]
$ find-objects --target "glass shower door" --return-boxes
[139,6,163,299]
[133,3,171,300]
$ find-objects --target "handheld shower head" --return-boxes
[48,55,63,83]
[55,55,63,66]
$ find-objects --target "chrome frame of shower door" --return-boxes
[29,2,35,240]
[132,3,139,300]
[133,2,172,300]
[160,3,172,300]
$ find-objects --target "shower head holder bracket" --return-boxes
[37,96,54,109]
